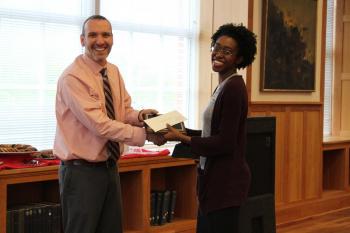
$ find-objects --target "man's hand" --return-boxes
[138,109,158,122]
[146,132,167,146]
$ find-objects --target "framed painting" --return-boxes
[260,0,318,92]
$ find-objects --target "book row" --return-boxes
[150,190,177,226]
[7,202,61,233]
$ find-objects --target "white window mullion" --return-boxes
[323,0,334,136]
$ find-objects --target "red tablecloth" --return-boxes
[0,149,170,170]
[121,148,170,159]
[0,155,60,170]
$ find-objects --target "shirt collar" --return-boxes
[82,54,107,75]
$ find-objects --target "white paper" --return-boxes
[144,110,187,132]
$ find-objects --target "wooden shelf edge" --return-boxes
[0,157,196,177]
[124,230,143,233]
[149,219,196,233]
[323,136,350,145]
[119,156,196,168]
[249,101,323,105]
[0,165,58,177]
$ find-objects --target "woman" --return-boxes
[164,23,257,233]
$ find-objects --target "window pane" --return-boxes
[0,7,84,149]
[103,0,197,126]
[101,0,190,29]
[109,31,190,117]
[0,0,83,16]
[110,32,190,115]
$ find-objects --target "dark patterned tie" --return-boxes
[100,68,120,160]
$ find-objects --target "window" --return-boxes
[0,0,198,149]
[323,0,334,136]
[0,0,90,149]
[100,0,198,125]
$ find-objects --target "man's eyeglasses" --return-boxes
[211,43,235,56]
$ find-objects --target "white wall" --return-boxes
[197,0,249,128]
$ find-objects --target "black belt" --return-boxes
[61,158,116,168]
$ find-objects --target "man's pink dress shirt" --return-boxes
[54,55,146,162]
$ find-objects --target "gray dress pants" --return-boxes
[59,161,123,233]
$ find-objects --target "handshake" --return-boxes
[146,133,167,146]
[139,109,190,146]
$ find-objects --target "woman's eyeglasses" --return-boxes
[211,43,235,56]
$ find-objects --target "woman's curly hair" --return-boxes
[211,23,257,69]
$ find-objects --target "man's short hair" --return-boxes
[81,15,111,36]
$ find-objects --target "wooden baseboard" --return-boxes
[276,191,350,225]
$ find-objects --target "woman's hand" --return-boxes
[146,133,167,146]
[164,124,191,144]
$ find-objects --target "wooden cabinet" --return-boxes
[0,156,197,233]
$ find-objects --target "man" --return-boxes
[54,15,164,233]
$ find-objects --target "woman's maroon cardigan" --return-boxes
[191,75,251,214]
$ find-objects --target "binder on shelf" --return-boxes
[153,191,164,225]
[159,190,171,225]
[6,202,61,233]
[8,205,29,233]
[52,203,62,233]
[40,202,56,233]
[167,190,177,223]
[32,206,40,233]
[35,203,49,233]
[6,209,12,233]
[12,209,19,233]
[21,207,32,233]
[150,192,156,225]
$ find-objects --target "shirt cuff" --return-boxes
[129,127,146,147]
[126,110,144,126]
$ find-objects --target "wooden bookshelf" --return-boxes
[0,156,197,233]
[323,136,350,192]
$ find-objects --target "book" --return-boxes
[32,206,39,233]
[150,192,156,225]
[52,203,62,233]
[159,190,171,225]
[6,209,13,233]
[8,204,33,233]
[24,207,32,233]
[167,190,177,222]
[40,202,58,233]
[6,202,61,233]
[144,112,187,134]
[153,191,164,225]
[32,204,46,233]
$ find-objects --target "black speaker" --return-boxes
[239,116,276,233]
[246,116,276,197]
[239,194,276,233]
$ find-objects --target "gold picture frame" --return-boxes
[260,0,318,92]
